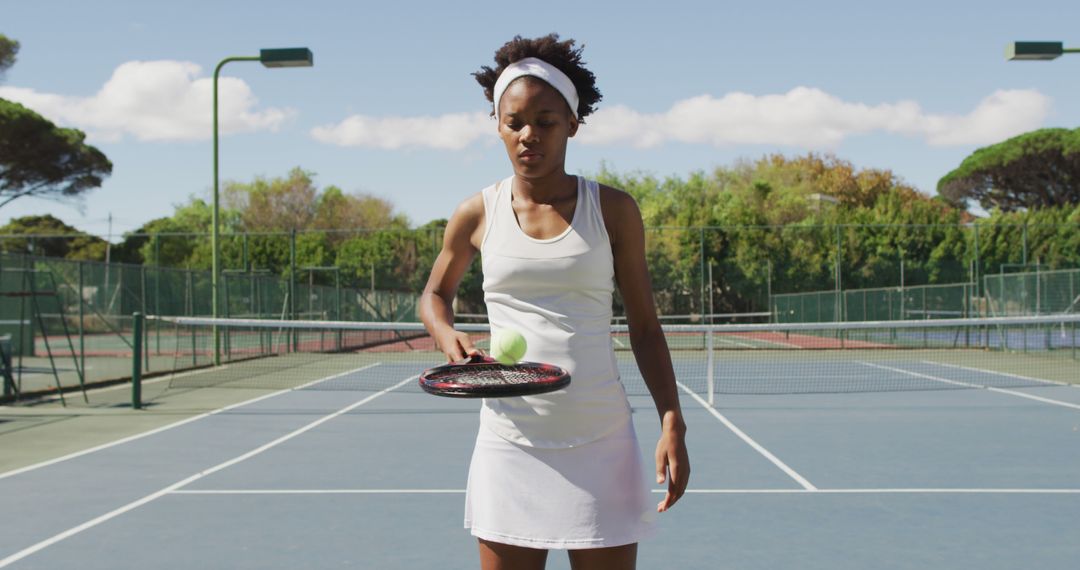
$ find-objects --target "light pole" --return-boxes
[1004,40,1074,320]
[213,48,313,364]
[1006,41,1080,61]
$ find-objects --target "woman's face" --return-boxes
[497,77,578,180]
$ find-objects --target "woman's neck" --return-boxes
[512,172,577,204]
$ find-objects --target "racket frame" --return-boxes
[419,355,570,398]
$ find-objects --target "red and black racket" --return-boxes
[419,354,570,398]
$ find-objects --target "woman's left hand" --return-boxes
[655,412,689,512]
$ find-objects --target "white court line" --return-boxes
[0,372,416,568]
[24,355,383,401]
[924,361,1077,389]
[711,337,763,349]
[860,362,973,389]
[680,488,1080,495]
[172,489,467,495]
[7,366,220,405]
[76,365,223,395]
[22,372,182,405]
[862,362,1080,412]
[169,487,1080,495]
[714,335,802,350]
[678,381,817,491]
[0,362,382,481]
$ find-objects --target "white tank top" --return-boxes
[479,175,632,448]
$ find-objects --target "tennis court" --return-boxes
[1,316,1079,569]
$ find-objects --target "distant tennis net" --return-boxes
[139,314,1079,398]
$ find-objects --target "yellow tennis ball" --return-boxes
[491,329,527,365]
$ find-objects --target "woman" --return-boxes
[420,34,689,570]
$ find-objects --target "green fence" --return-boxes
[1,252,418,319]
[984,268,1080,316]
[0,249,423,401]
[772,268,1080,323]
[3,221,1078,325]
[772,282,978,323]
[2,221,1079,401]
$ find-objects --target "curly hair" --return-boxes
[473,34,602,123]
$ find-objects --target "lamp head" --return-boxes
[1006,42,1063,61]
[260,48,314,68]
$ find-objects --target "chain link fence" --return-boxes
[984,268,1080,316]
[2,221,1078,328]
[1,221,1078,400]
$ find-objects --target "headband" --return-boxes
[492,57,580,121]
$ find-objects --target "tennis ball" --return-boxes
[490,329,527,365]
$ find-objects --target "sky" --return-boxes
[2,0,1078,238]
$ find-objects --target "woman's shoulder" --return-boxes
[449,191,485,228]
[595,182,641,234]
[447,177,514,240]
[595,182,636,208]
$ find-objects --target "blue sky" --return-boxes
[2,0,1078,237]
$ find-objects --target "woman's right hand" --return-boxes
[434,328,481,362]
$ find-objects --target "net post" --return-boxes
[290,229,298,352]
[972,223,981,301]
[1072,320,1076,361]
[78,260,86,387]
[766,260,773,322]
[132,312,143,410]
[706,326,715,405]
[1,334,13,398]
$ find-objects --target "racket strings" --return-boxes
[430,365,551,385]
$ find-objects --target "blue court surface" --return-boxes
[2,357,1080,569]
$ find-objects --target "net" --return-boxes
[611,312,772,325]
[0,251,424,401]
[139,314,1080,399]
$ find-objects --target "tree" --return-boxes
[973,206,1080,274]
[938,127,1080,212]
[217,168,412,283]
[223,168,320,232]
[130,200,215,269]
[222,167,408,234]
[0,34,113,210]
[0,214,107,260]
[138,169,411,282]
[314,185,408,233]
[0,34,18,76]
[1,102,114,210]
[593,153,973,314]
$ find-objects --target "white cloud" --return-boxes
[905,90,1052,146]
[311,87,1050,151]
[578,87,1051,149]
[310,112,493,150]
[0,60,293,142]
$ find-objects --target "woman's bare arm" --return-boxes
[601,185,690,512]
[419,193,485,362]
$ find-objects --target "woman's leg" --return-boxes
[567,543,637,570]
[478,538,548,570]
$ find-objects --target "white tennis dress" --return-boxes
[464,175,656,549]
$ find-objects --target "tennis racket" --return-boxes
[419,354,570,398]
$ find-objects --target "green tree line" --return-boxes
[3,156,1079,316]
